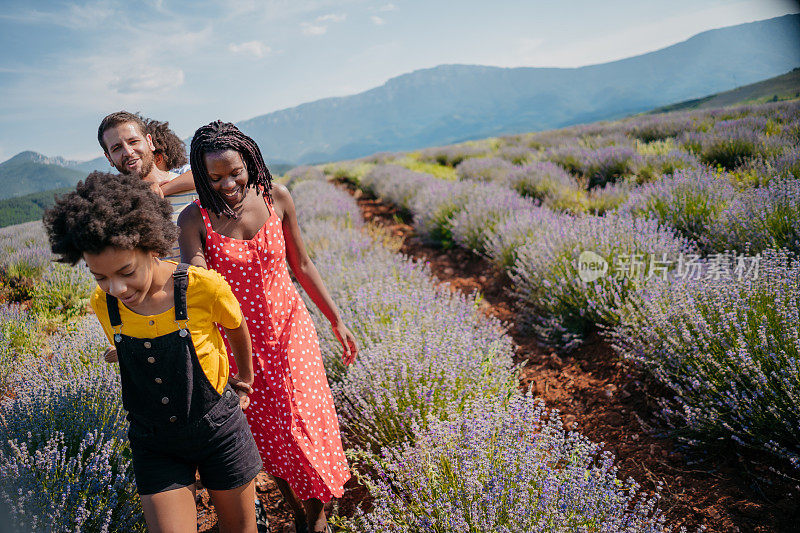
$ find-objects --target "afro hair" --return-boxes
[44,171,178,265]
[145,117,188,170]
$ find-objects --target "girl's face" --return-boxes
[204,149,249,208]
[83,247,157,308]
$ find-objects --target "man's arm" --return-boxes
[160,170,195,196]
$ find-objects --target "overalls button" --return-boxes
[225,390,232,398]
[143,341,152,348]
[154,377,163,384]
[147,356,156,364]
[169,416,177,423]
[179,329,188,337]
[148,320,155,326]
[161,397,169,405]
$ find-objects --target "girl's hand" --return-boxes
[332,320,358,366]
[228,373,253,410]
[103,347,118,363]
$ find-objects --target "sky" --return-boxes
[0,0,798,162]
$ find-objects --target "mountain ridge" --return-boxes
[237,13,800,163]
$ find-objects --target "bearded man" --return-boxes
[98,110,197,260]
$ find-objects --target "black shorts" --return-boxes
[128,386,263,495]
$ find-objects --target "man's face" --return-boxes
[102,122,156,179]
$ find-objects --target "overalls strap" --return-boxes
[173,263,190,321]
[106,293,122,327]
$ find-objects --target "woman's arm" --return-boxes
[177,203,208,268]
[221,320,254,409]
[160,170,195,196]
[274,184,358,365]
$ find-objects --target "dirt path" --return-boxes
[335,180,798,533]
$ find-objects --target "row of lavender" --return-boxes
[319,100,800,475]
[418,100,799,186]
[284,168,671,531]
[0,223,143,531]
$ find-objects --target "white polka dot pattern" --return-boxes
[195,199,350,502]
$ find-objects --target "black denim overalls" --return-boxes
[107,263,262,495]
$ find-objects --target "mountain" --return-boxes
[0,152,84,200]
[650,67,800,113]
[66,156,111,174]
[237,14,800,164]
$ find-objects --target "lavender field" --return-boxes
[1,99,799,531]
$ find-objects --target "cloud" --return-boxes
[0,0,115,29]
[377,3,396,11]
[228,40,271,57]
[301,22,327,35]
[301,12,346,35]
[370,15,385,25]
[317,13,346,22]
[109,67,185,95]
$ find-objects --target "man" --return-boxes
[98,111,197,260]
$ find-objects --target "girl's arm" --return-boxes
[221,320,254,409]
[273,184,358,365]
[160,170,195,196]
[177,203,209,268]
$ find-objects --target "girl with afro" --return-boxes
[178,121,357,533]
[44,171,263,532]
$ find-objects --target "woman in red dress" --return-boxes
[178,121,357,533]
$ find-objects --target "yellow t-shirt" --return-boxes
[89,264,243,394]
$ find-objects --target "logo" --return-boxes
[577,250,608,282]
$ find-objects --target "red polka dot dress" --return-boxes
[195,198,350,502]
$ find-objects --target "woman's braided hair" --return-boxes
[189,120,273,218]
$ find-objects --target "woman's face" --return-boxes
[83,247,157,309]
[204,149,249,208]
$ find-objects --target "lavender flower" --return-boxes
[455,157,515,183]
[610,248,800,471]
[346,393,669,532]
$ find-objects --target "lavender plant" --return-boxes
[455,157,515,183]
[284,165,326,188]
[707,176,800,255]
[619,169,737,252]
[510,214,692,350]
[449,185,536,250]
[0,430,142,532]
[610,248,800,470]
[483,208,570,270]
[30,263,95,321]
[0,318,143,531]
[410,180,480,246]
[418,144,489,167]
[290,180,516,447]
[0,305,45,398]
[345,393,668,533]
[360,165,431,212]
[504,161,577,202]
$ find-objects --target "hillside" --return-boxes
[651,67,800,113]
[0,152,83,200]
[237,14,800,164]
[0,187,71,228]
